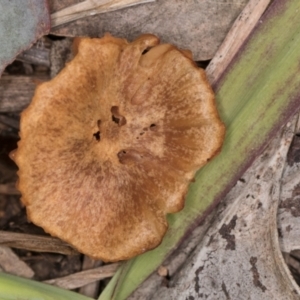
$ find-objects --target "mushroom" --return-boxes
[12,34,225,262]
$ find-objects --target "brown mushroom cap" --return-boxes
[13,34,225,262]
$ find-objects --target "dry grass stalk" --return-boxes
[0,183,20,195]
[206,0,271,85]
[0,75,49,113]
[0,115,19,130]
[51,0,155,28]
[79,256,103,298]
[44,263,121,289]
[0,231,78,255]
[0,246,34,278]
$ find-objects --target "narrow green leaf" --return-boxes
[0,272,93,300]
[99,262,133,300]
[99,0,300,299]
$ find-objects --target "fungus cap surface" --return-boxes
[13,34,225,261]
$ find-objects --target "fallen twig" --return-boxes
[51,0,155,28]
[44,263,120,290]
[0,231,78,255]
[0,183,20,195]
[206,0,271,85]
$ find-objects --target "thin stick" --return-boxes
[0,75,49,113]
[44,263,121,289]
[0,115,19,130]
[206,0,271,85]
[0,231,78,255]
[79,256,103,298]
[0,183,20,195]
[0,246,34,278]
[51,0,155,28]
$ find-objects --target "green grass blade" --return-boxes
[0,272,93,300]
[100,0,300,299]
[98,262,133,300]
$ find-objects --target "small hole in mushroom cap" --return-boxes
[142,48,151,55]
[117,150,127,163]
[112,114,120,124]
[111,106,126,126]
[93,131,101,141]
[149,123,157,131]
[117,149,144,164]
